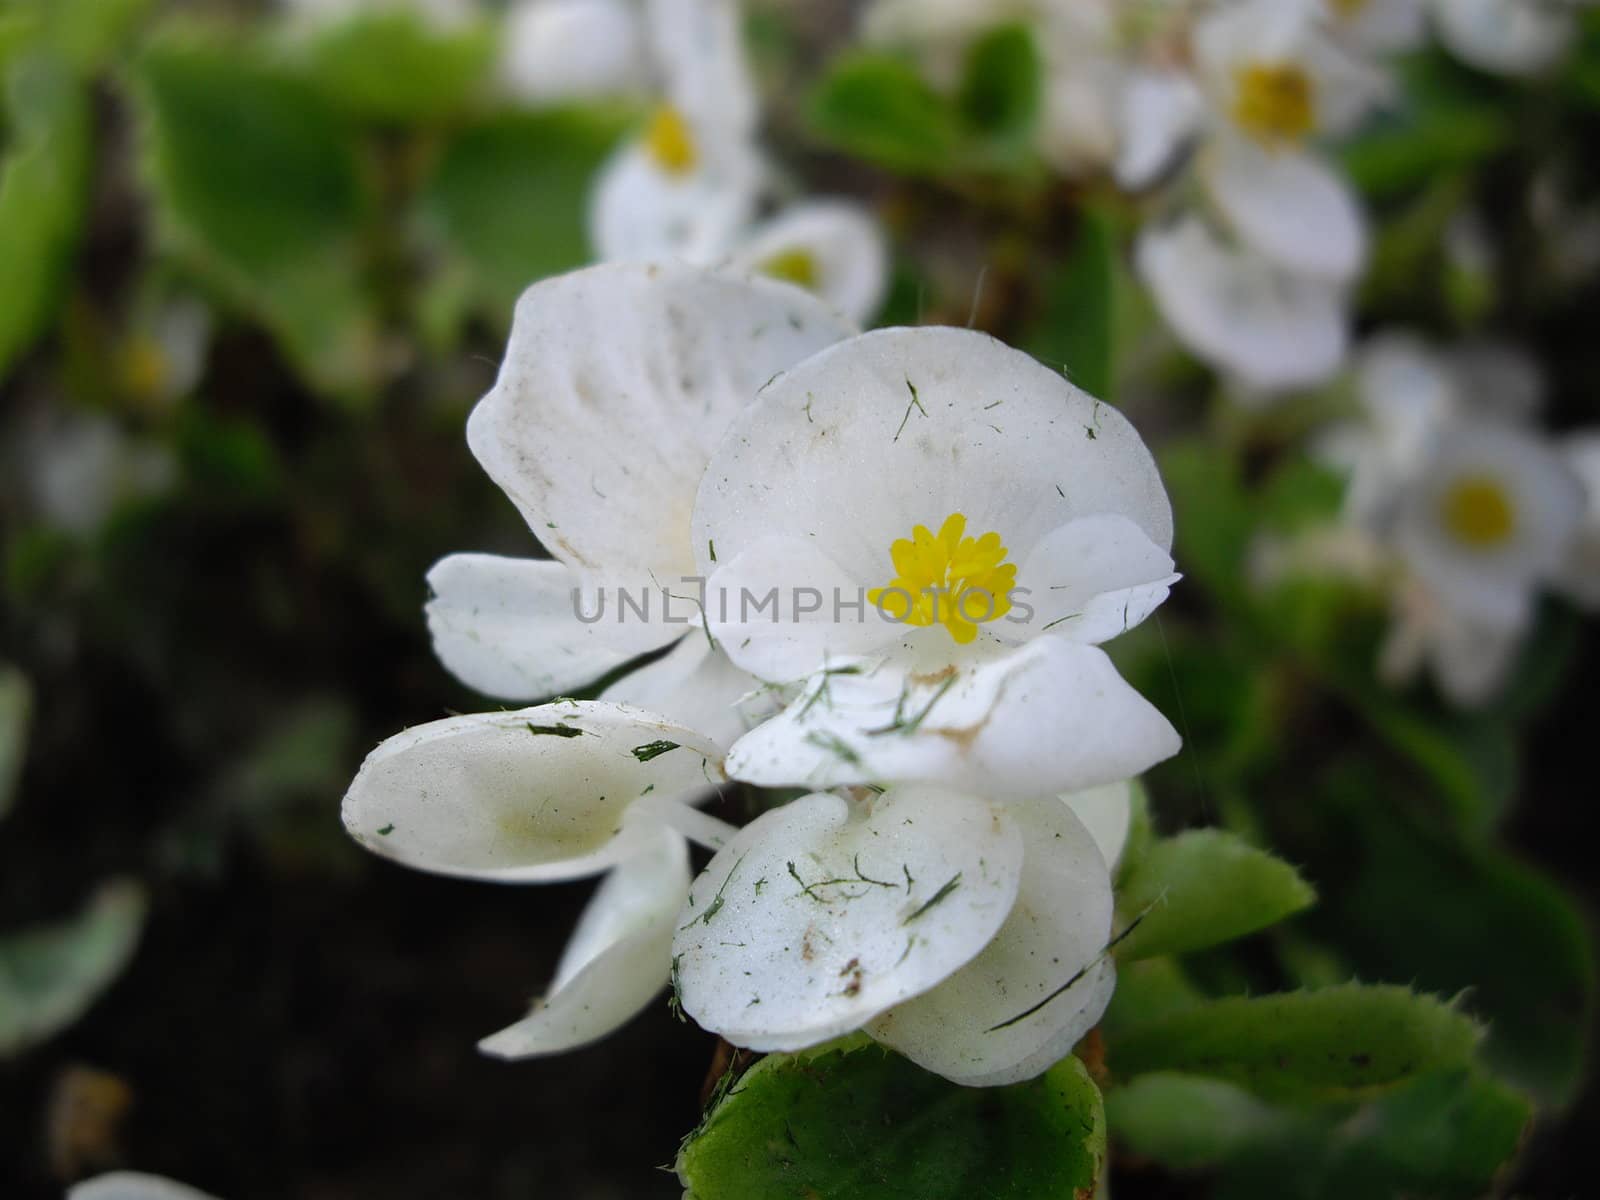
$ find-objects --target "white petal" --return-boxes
[1393,423,1584,626]
[703,535,903,683]
[646,0,759,136]
[600,631,775,750]
[868,795,1114,1086]
[1014,514,1178,642]
[1115,68,1204,190]
[1062,779,1133,871]
[1432,0,1575,76]
[724,635,1181,800]
[468,261,853,581]
[425,554,677,700]
[1556,431,1600,610]
[68,1175,219,1200]
[479,830,689,1057]
[588,135,764,264]
[1327,0,1426,53]
[692,326,1172,595]
[1203,137,1366,282]
[728,200,890,324]
[342,701,722,882]
[500,0,646,104]
[674,786,1024,1051]
[1136,217,1348,393]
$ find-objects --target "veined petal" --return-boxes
[725,636,1181,800]
[674,786,1024,1051]
[1063,779,1133,871]
[479,829,689,1057]
[692,326,1172,592]
[467,262,852,582]
[600,630,776,751]
[1013,513,1178,643]
[1202,136,1366,283]
[342,702,722,882]
[728,200,890,324]
[425,554,678,700]
[868,794,1114,1086]
[1136,217,1348,393]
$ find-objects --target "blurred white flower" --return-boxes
[69,1173,219,1200]
[1136,216,1349,393]
[1554,432,1600,609]
[674,783,1117,1086]
[1323,0,1429,53]
[694,326,1181,799]
[1431,0,1577,75]
[500,0,647,104]
[18,409,175,537]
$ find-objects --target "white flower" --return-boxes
[500,0,648,104]
[1190,0,1380,282]
[342,699,726,1053]
[18,409,175,537]
[425,261,852,747]
[1556,432,1600,609]
[1136,216,1349,393]
[673,783,1117,1085]
[1431,0,1577,75]
[693,325,1181,799]
[724,201,892,328]
[1323,0,1428,53]
[68,1174,219,1200]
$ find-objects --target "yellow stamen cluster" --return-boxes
[868,513,1017,644]
[1232,62,1315,145]
[644,105,697,175]
[1440,475,1516,549]
[759,247,820,290]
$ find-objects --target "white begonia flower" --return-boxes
[1323,0,1428,53]
[1431,0,1576,75]
[1556,432,1600,610]
[1378,575,1526,706]
[726,201,891,326]
[672,785,1118,1085]
[1136,216,1349,393]
[1062,778,1133,871]
[1190,0,1379,283]
[500,0,647,104]
[1112,67,1207,190]
[1388,423,1583,632]
[18,409,175,537]
[692,326,1181,799]
[424,261,852,747]
[343,699,729,1054]
[69,1174,220,1200]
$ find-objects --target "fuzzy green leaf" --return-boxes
[807,53,961,175]
[1115,830,1315,961]
[133,34,381,398]
[0,52,91,378]
[0,881,147,1056]
[678,1042,1105,1199]
[1111,984,1482,1102]
[295,10,494,123]
[956,24,1040,146]
[1022,209,1118,401]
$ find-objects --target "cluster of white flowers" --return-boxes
[863,0,1585,395]
[342,259,1180,1085]
[1261,332,1599,704]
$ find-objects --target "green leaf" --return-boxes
[1106,1073,1303,1170]
[956,25,1040,145]
[5,0,153,74]
[678,1042,1105,1199]
[419,106,633,317]
[0,881,147,1056]
[1116,830,1315,961]
[0,665,30,818]
[0,52,91,378]
[807,52,961,175]
[1111,984,1482,1102]
[1021,209,1117,400]
[1158,440,1255,609]
[133,33,381,398]
[296,10,493,123]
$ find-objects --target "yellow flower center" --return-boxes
[1329,0,1370,15]
[867,512,1017,645]
[1440,475,1516,549]
[644,105,697,176]
[759,247,820,290]
[1232,62,1315,145]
